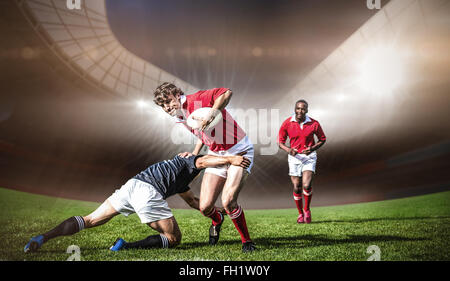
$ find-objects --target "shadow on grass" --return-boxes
[177,233,429,251]
[253,234,428,249]
[311,216,450,224]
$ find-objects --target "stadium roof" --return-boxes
[16,0,197,98]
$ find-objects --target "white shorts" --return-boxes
[205,136,254,178]
[107,179,173,224]
[288,151,317,177]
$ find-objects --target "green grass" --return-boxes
[0,187,449,261]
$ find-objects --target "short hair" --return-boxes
[153,82,184,106]
[295,99,308,108]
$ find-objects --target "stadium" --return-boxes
[0,0,449,263]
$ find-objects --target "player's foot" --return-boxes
[24,235,44,253]
[304,209,311,224]
[110,238,127,251]
[242,241,257,253]
[297,213,305,224]
[209,213,224,246]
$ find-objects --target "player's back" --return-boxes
[133,155,201,199]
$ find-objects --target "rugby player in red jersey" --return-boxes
[153,82,256,252]
[278,99,326,224]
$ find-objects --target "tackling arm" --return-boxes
[195,154,250,170]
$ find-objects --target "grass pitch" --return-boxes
[0,187,449,261]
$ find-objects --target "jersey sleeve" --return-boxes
[315,122,326,142]
[179,185,191,194]
[183,154,203,171]
[277,120,289,144]
[198,88,230,107]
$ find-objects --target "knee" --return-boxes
[293,185,302,194]
[292,181,302,192]
[166,231,182,248]
[199,204,215,217]
[82,216,94,228]
[222,197,237,214]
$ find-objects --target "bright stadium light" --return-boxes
[336,93,347,102]
[357,46,405,94]
[136,100,149,109]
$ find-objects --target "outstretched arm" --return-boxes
[194,154,250,170]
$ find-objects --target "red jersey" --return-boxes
[176,88,246,152]
[278,115,326,150]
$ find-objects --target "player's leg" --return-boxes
[291,175,304,223]
[83,199,120,228]
[199,172,226,223]
[110,180,180,250]
[302,170,314,223]
[221,165,255,252]
[116,216,181,250]
[24,200,119,253]
[198,172,227,245]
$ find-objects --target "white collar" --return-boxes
[174,95,187,123]
[180,94,186,106]
[290,114,311,124]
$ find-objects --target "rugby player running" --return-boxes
[154,83,256,252]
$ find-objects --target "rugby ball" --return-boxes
[186,107,222,131]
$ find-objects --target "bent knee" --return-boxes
[166,232,182,248]
[199,204,215,216]
[82,216,95,228]
[222,198,237,213]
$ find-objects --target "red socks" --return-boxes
[293,191,303,215]
[303,189,313,211]
[202,208,223,226]
[227,205,251,243]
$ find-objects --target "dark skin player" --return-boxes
[278,101,325,195]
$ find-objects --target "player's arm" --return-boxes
[301,123,326,155]
[200,89,232,131]
[212,89,232,111]
[279,142,298,156]
[278,124,298,156]
[178,190,200,210]
[301,140,326,155]
[195,154,250,170]
[192,138,204,155]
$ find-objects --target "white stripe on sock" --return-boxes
[303,190,313,196]
[74,216,84,231]
[229,206,242,220]
[160,234,169,248]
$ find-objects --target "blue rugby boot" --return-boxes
[24,235,44,253]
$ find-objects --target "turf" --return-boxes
[0,187,449,261]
